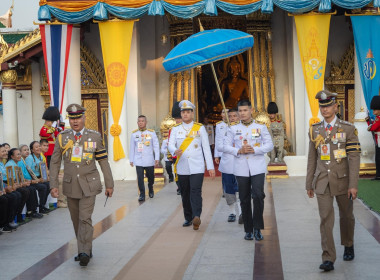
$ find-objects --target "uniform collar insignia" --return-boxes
[241,119,254,126]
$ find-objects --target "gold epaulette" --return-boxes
[194,122,203,126]
[230,121,239,126]
[132,129,138,133]
[216,121,222,125]
[148,129,155,132]
[174,123,181,127]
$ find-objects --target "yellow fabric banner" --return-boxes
[99,20,135,161]
[294,14,331,126]
[173,123,201,181]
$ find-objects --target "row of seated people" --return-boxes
[0,140,52,234]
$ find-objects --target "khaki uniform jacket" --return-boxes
[50,128,114,199]
[306,118,361,196]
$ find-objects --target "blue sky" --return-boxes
[1,0,39,29]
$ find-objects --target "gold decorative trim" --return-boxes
[266,174,289,180]
[0,69,17,84]
[267,165,288,171]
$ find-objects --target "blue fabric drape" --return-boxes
[217,0,262,15]
[38,0,380,23]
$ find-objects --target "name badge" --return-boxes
[320,144,330,161]
[71,145,83,162]
[138,142,144,152]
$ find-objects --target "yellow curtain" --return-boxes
[294,14,331,126]
[99,20,135,161]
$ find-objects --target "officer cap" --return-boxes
[42,106,60,121]
[66,103,86,119]
[370,96,380,110]
[172,101,181,118]
[267,102,278,114]
[315,90,337,107]
[179,100,195,111]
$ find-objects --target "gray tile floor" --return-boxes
[0,177,379,280]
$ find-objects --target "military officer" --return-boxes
[168,100,215,230]
[49,104,114,267]
[224,100,273,241]
[129,115,160,201]
[306,90,361,272]
[366,95,380,180]
[215,108,242,223]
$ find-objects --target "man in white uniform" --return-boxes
[215,108,242,223]
[224,100,273,241]
[168,100,215,230]
[204,116,215,151]
[129,115,160,201]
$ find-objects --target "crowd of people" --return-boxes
[0,140,53,234]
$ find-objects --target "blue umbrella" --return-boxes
[163,23,254,124]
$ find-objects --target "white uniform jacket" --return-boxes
[214,121,234,175]
[129,128,159,167]
[168,121,214,175]
[161,138,170,162]
[205,124,215,145]
[224,121,273,177]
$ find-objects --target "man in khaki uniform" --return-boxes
[50,104,114,267]
[306,90,361,272]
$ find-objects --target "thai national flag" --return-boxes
[40,24,73,113]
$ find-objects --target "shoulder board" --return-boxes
[132,129,138,133]
[216,121,222,125]
[194,122,203,126]
[174,123,181,127]
[147,129,155,132]
[312,121,323,126]
[339,120,353,126]
[88,129,100,134]
[61,129,72,134]
[230,121,239,126]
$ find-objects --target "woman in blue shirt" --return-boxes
[0,145,21,231]
[25,141,51,213]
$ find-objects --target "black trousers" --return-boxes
[4,192,20,223]
[165,161,174,181]
[376,146,380,178]
[178,173,204,221]
[136,166,154,195]
[0,196,8,227]
[46,155,51,169]
[16,188,30,215]
[236,173,266,233]
[32,183,48,207]
[25,185,38,212]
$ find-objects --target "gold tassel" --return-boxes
[309,126,325,149]
[58,134,74,155]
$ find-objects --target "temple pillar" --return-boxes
[0,70,19,147]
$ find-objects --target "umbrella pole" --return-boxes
[210,62,230,126]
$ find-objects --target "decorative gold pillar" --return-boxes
[267,31,276,102]
[0,70,19,146]
[260,33,270,108]
[253,33,263,111]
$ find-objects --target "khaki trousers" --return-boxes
[316,185,355,262]
[67,195,96,255]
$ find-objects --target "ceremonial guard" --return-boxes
[39,106,64,167]
[224,100,273,241]
[49,104,114,267]
[215,108,242,223]
[129,115,160,201]
[366,95,380,180]
[306,90,361,272]
[168,100,215,230]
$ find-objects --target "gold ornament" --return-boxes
[0,70,17,84]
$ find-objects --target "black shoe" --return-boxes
[182,220,192,227]
[169,178,174,183]
[254,229,264,241]
[227,214,236,222]
[31,212,43,219]
[319,261,334,271]
[177,189,181,195]
[238,214,243,224]
[39,207,49,214]
[244,232,254,240]
[79,253,90,266]
[343,246,355,261]
[17,215,26,225]
[371,177,380,181]
[138,195,145,202]
[1,226,12,233]
[149,191,154,198]
[75,252,93,261]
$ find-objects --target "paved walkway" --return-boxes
[0,177,379,280]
